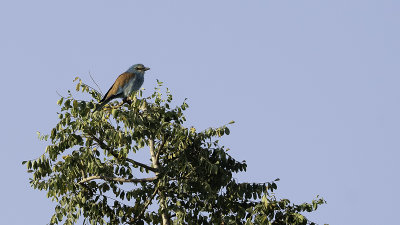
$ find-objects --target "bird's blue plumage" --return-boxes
[122,72,144,97]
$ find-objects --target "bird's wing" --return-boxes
[100,72,136,102]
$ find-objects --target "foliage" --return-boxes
[24,78,325,225]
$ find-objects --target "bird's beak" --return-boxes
[144,67,150,71]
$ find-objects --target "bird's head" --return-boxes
[126,64,150,74]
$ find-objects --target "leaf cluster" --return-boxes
[24,78,325,225]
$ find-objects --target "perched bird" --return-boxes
[94,64,150,111]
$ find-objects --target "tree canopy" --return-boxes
[24,78,325,225]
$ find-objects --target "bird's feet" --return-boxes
[123,97,133,105]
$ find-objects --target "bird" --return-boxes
[94,64,150,111]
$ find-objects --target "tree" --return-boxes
[24,78,325,225]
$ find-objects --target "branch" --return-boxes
[149,139,159,170]
[126,158,157,173]
[149,139,170,225]
[103,101,125,110]
[102,97,134,110]
[78,175,156,184]
[88,134,158,173]
[130,185,159,224]
[88,71,103,95]
[155,135,168,163]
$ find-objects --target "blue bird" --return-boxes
[94,64,150,111]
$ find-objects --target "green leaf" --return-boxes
[64,99,71,108]
[57,212,63,221]
[87,102,94,109]
[73,100,78,109]
[76,82,81,91]
[225,127,230,135]
[57,98,64,106]
[112,109,118,118]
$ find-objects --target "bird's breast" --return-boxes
[123,73,144,97]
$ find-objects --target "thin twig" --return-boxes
[56,91,65,98]
[89,71,103,95]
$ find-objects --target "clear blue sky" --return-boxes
[1,1,399,224]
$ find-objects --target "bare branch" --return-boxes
[88,134,158,173]
[88,71,103,95]
[56,91,65,98]
[78,175,156,184]
[149,138,171,225]
[149,139,159,170]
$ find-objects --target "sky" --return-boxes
[0,1,399,224]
